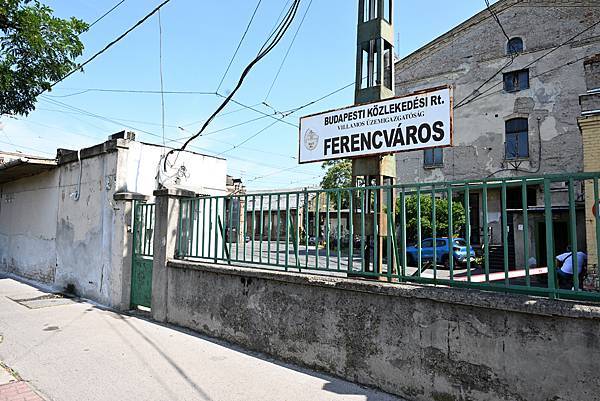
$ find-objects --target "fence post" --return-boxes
[152,188,196,323]
[113,192,149,311]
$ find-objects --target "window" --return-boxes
[359,39,379,89]
[383,41,393,90]
[421,239,433,248]
[505,118,529,159]
[383,0,392,23]
[507,37,523,55]
[503,69,529,92]
[506,187,537,209]
[362,0,378,22]
[424,148,443,167]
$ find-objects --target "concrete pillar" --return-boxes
[112,192,150,311]
[151,188,195,323]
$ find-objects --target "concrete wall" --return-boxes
[127,142,227,196]
[54,149,121,305]
[0,137,228,309]
[0,170,59,283]
[162,260,600,401]
[394,0,600,182]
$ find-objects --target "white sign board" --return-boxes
[299,86,453,164]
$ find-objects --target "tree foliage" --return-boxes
[396,194,466,244]
[320,159,352,209]
[0,0,87,116]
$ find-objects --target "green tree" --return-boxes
[320,159,352,209]
[1,0,87,116]
[396,194,466,244]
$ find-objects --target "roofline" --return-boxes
[394,0,518,70]
[0,150,54,160]
[138,141,227,162]
[0,157,57,171]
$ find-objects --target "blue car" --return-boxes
[406,237,475,268]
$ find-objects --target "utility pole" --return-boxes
[353,0,396,274]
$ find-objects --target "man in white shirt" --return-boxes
[555,250,587,289]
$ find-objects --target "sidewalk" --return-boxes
[0,362,44,401]
[0,275,403,401]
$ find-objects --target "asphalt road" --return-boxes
[0,275,405,401]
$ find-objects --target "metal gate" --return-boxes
[131,202,155,309]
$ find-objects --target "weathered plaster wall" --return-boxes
[164,260,600,401]
[125,142,227,196]
[394,1,600,182]
[54,150,120,305]
[1,137,228,308]
[0,170,59,283]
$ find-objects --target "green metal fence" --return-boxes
[131,202,155,308]
[177,172,600,302]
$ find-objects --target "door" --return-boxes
[131,202,155,309]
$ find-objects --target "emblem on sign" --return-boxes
[304,129,319,151]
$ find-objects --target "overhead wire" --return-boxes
[257,0,293,56]
[263,0,314,101]
[163,0,302,170]
[395,0,523,74]
[179,103,262,127]
[454,0,518,109]
[170,78,356,148]
[46,0,174,92]
[10,117,102,142]
[177,126,295,160]
[215,120,280,156]
[45,77,355,133]
[455,18,600,109]
[456,53,593,107]
[87,0,127,30]
[484,0,511,42]
[216,0,263,93]
[173,114,274,142]
[35,107,180,129]
[0,139,55,156]
[37,95,319,176]
[246,164,307,183]
[47,88,214,97]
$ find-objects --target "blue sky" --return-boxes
[1,0,495,189]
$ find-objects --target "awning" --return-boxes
[0,157,57,184]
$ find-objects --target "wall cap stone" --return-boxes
[113,192,149,201]
[168,259,600,321]
[154,188,196,198]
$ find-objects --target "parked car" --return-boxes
[406,237,475,268]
